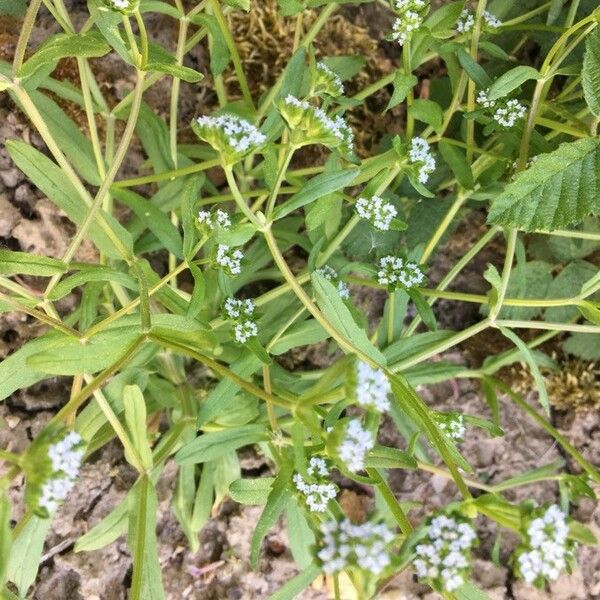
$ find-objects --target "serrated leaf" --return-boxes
[563,333,600,360]
[409,99,443,131]
[191,14,230,76]
[0,251,67,276]
[545,260,598,322]
[457,48,492,88]
[487,66,541,101]
[312,273,386,366]
[19,31,110,79]
[285,501,315,568]
[145,42,203,82]
[488,138,600,232]
[229,478,274,505]
[386,72,417,112]
[269,319,328,355]
[583,28,600,117]
[439,141,474,189]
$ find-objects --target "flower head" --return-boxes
[455,9,501,33]
[216,244,243,276]
[307,456,329,477]
[279,95,354,155]
[234,320,258,344]
[318,518,395,575]
[514,505,574,586]
[36,431,85,515]
[413,514,477,593]
[435,412,466,443]
[408,137,436,184]
[337,419,375,473]
[392,0,429,46]
[316,265,350,299]
[224,297,255,320]
[314,62,344,97]
[294,459,336,513]
[377,255,425,290]
[107,0,136,10]
[477,90,527,128]
[484,11,502,29]
[355,195,398,231]
[198,208,231,231]
[193,114,266,162]
[356,361,391,412]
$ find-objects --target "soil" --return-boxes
[0,1,599,599]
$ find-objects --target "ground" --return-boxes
[0,1,599,599]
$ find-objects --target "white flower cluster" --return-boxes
[408,137,436,184]
[281,95,354,153]
[377,255,425,289]
[337,419,374,473]
[195,114,266,157]
[40,431,84,514]
[293,458,336,513]
[234,320,258,344]
[392,0,428,46]
[477,90,527,128]
[413,514,477,592]
[316,265,350,299]
[198,209,231,230]
[356,361,391,412]
[456,9,502,33]
[516,505,573,585]
[224,297,254,319]
[318,518,395,575]
[110,0,130,8]
[224,297,258,344]
[436,413,466,442]
[355,195,398,231]
[216,244,243,276]
[315,62,344,97]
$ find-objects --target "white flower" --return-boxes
[307,456,329,477]
[436,414,466,442]
[198,209,231,230]
[315,62,344,97]
[234,320,258,343]
[224,297,255,319]
[456,9,475,33]
[293,472,337,513]
[316,265,350,299]
[377,255,425,289]
[216,244,243,275]
[392,0,428,46]
[39,431,84,514]
[413,514,477,592]
[318,518,395,575]
[110,0,130,8]
[408,137,436,183]
[356,362,391,412]
[195,114,266,158]
[484,11,502,29]
[515,505,573,585]
[355,196,398,231]
[477,90,527,128]
[337,419,374,473]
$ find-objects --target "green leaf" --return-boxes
[474,494,521,530]
[191,14,231,76]
[438,141,474,189]
[583,28,600,117]
[19,31,110,79]
[6,140,132,259]
[223,0,250,10]
[268,563,322,600]
[6,515,51,596]
[364,445,418,469]
[229,478,274,505]
[145,42,203,82]
[424,2,465,35]
[46,266,138,301]
[407,288,437,331]
[488,138,600,232]
[176,424,269,464]
[113,188,183,258]
[0,0,27,15]
[563,333,600,360]
[321,56,365,81]
[409,99,443,132]
[273,169,358,220]
[251,467,292,568]
[123,385,153,470]
[386,72,418,112]
[455,582,494,600]
[0,251,66,276]
[569,521,598,546]
[487,66,542,101]
[384,331,455,365]
[457,48,492,88]
[499,327,550,415]
[0,491,12,588]
[286,501,315,569]
[88,0,133,64]
[312,273,387,366]
[578,301,600,325]
[75,496,129,551]
[127,477,165,600]
[270,319,328,355]
[545,260,598,322]
[277,0,303,16]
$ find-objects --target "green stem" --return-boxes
[367,468,412,534]
[113,158,221,187]
[489,229,517,321]
[494,319,600,334]
[266,145,296,219]
[12,0,42,77]
[134,11,149,67]
[0,450,22,466]
[224,166,264,228]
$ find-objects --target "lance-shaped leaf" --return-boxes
[488,138,600,231]
[583,28,600,117]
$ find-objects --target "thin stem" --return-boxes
[494,319,600,334]
[416,461,493,492]
[266,145,296,219]
[12,0,43,77]
[489,229,517,321]
[224,166,264,228]
[262,365,279,432]
[366,468,412,534]
[134,10,149,68]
